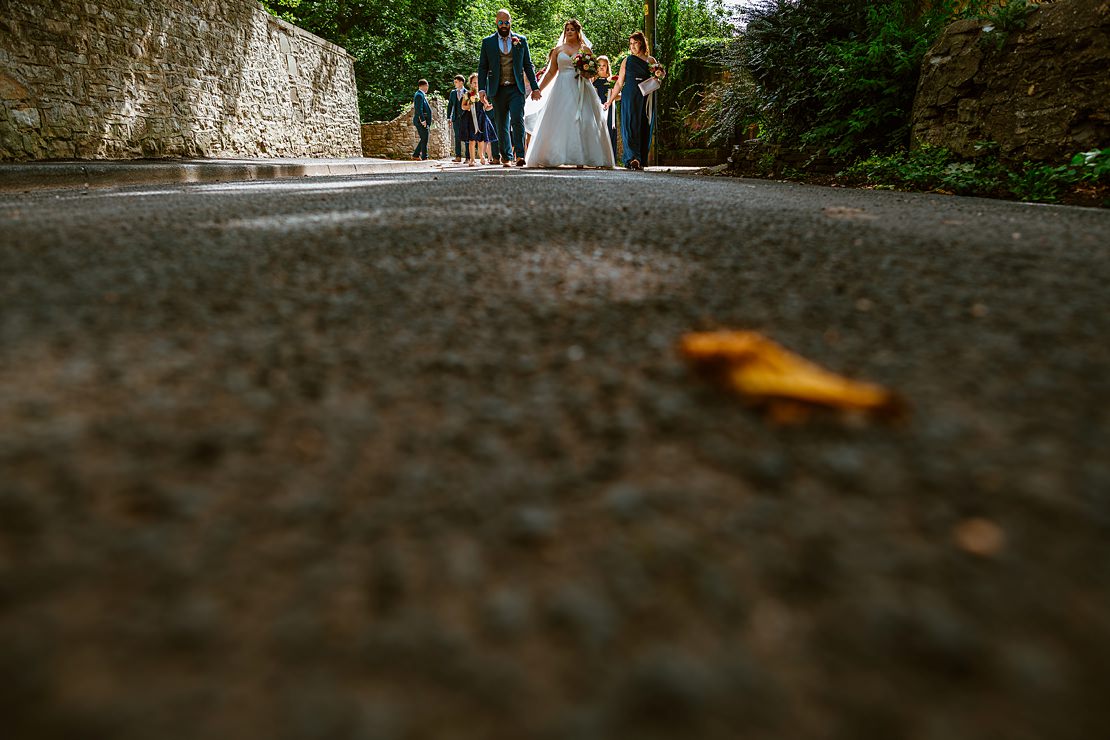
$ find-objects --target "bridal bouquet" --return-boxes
[573,49,599,79]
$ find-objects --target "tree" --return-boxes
[260,0,732,122]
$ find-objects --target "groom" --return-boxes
[477,9,541,167]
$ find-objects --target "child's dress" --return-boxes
[458,101,475,142]
[477,103,497,144]
[459,97,489,142]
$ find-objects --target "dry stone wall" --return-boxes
[912,0,1110,162]
[0,0,361,160]
[361,96,451,160]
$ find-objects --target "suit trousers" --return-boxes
[413,123,429,160]
[492,84,525,162]
[452,118,464,158]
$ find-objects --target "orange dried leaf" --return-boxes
[679,331,905,418]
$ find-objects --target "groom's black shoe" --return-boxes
[515,158,526,167]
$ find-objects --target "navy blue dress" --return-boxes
[460,98,498,143]
[621,55,655,167]
[593,77,618,162]
[478,103,498,143]
[459,100,480,142]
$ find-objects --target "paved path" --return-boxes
[2,170,1108,740]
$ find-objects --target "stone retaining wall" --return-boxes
[911,0,1110,161]
[0,0,361,160]
[361,96,451,160]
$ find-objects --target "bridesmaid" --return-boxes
[592,55,619,164]
[460,73,491,166]
[469,72,497,165]
[457,83,478,165]
[605,31,657,170]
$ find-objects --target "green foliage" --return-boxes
[1071,148,1110,182]
[706,0,995,158]
[983,0,1034,32]
[1006,162,1077,203]
[259,0,732,122]
[698,36,755,145]
[977,0,1031,51]
[799,3,953,157]
[841,145,1106,203]
[655,34,731,150]
[842,146,1003,194]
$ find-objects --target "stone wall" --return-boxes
[911,0,1110,162]
[361,96,451,160]
[0,0,361,160]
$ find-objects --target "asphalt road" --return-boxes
[2,169,1109,740]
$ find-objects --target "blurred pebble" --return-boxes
[482,587,531,638]
[0,486,42,535]
[820,445,865,482]
[1001,642,1067,694]
[509,506,558,544]
[444,539,484,586]
[603,484,649,522]
[545,583,616,649]
[618,647,714,722]
[953,518,1006,558]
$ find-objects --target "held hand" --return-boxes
[602,101,611,111]
[531,90,542,101]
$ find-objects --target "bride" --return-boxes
[524,19,616,169]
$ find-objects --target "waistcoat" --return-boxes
[499,48,514,85]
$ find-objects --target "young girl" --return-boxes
[472,73,498,165]
[460,73,496,166]
[593,56,618,163]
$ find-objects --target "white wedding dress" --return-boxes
[524,51,616,169]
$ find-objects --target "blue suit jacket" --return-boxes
[412,90,432,126]
[445,87,465,122]
[477,33,539,98]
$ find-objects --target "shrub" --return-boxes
[840,145,1106,204]
[979,0,1036,50]
[1007,163,1079,203]
[842,146,1003,194]
[1071,148,1110,183]
[707,0,1000,158]
[798,2,956,157]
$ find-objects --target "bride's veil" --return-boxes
[556,28,592,51]
[523,25,593,135]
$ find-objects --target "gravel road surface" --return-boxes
[2,169,1109,740]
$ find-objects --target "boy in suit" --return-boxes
[445,74,466,163]
[412,79,432,161]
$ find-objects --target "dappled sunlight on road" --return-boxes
[31,177,420,202]
[190,177,411,194]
